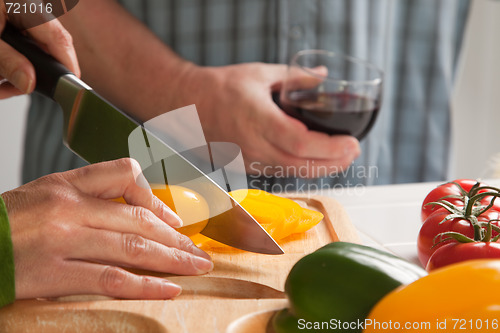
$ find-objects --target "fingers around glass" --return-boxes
[279,49,383,140]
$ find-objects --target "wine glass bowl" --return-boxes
[279,50,383,140]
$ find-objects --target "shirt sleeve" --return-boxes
[0,194,15,308]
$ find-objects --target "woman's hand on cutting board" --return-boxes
[1,158,213,300]
[0,5,80,99]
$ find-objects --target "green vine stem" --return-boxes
[448,181,478,197]
[430,186,500,245]
[483,220,500,242]
[432,231,475,249]
[484,222,493,242]
[464,191,500,241]
[467,192,500,217]
[469,185,500,197]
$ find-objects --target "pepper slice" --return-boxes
[117,187,323,248]
[191,189,324,249]
[230,189,303,240]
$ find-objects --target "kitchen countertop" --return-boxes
[318,180,500,267]
[3,180,499,332]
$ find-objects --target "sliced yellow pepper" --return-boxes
[293,208,325,234]
[230,189,302,240]
[194,189,323,249]
[151,185,209,236]
[116,186,323,249]
[230,189,288,239]
[114,185,209,236]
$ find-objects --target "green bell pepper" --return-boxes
[273,242,426,333]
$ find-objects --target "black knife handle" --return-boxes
[1,22,72,98]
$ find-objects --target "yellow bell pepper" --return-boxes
[190,189,324,249]
[364,259,500,333]
[150,185,209,236]
[197,189,323,249]
[116,186,323,248]
[293,207,326,234]
[230,189,304,240]
[230,189,290,238]
[114,185,209,236]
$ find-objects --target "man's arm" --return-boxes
[59,0,190,121]
[60,0,360,177]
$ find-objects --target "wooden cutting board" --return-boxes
[0,194,359,333]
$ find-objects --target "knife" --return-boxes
[2,23,283,255]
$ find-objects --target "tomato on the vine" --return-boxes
[427,242,500,271]
[417,209,500,268]
[420,179,478,222]
[418,178,500,271]
[417,210,473,267]
[478,191,500,212]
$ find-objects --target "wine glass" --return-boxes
[278,50,383,140]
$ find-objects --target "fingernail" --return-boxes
[11,70,33,94]
[163,280,182,297]
[192,246,211,260]
[344,139,360,156]
[193,256,214,274]
[135,172,151,190]
[164,206,183,228]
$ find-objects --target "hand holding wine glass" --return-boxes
[279,50,383,141]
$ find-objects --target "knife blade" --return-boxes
[2,23,283,255]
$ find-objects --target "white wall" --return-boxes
[450,0,500,180]
[0,96,29,193]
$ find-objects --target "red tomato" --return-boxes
[427,242,500,271]
[417,209,500,268]
[417,210,474,267]
[478,191,500,213]
[420,179,479,223]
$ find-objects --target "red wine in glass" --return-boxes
[274,91,380,140]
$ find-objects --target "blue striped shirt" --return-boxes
[22,0,470,188]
